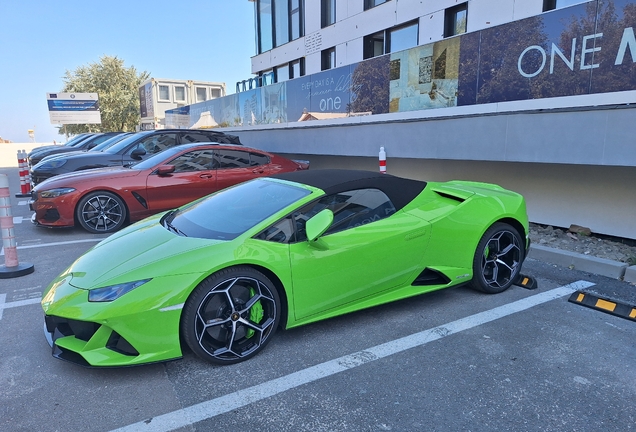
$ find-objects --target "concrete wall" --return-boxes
[224,105,636,239]
[0,143,50,167]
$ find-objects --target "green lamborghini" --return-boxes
[42,169,531,367]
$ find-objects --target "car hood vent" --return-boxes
[412,268,451,286]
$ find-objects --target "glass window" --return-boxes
[290,0,303,40]
[363,31,385,59]
[290,58,304,79]
[258,0,274,53]
[274,0,289,47]
[196,87,207,102]
[276,63,290,82]
[389,21,418,53]
[216,149,251,169]
[210,88,221,98]
[250,151,270,166]
[321,47,336,71]
[543,0,590,11]
[321,0,336,28]
[364,0,389,10]
[295,188,396,240]
[180,132,215,144]
[174,86,186,102]
[158,85,170,101]
[168,150,216,172]
[444,3,467,38]
[131,133,178,155]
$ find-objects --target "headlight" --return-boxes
[88,279,152,302]
[40,187,76,198]
[37,159,67,170]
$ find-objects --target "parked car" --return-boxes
[30,129,241,185]
[40,169,530,367]
[37,132,134,165]
[27,133,94,166]
[29,132,125,167]
[30,143,308,233]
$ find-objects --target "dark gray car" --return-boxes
[30,129,241,185]
[29,132,125,167]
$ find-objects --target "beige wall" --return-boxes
[0,143,53,167]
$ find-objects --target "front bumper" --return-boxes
[41,278,188,367]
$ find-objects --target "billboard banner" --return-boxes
[47,92,101,124]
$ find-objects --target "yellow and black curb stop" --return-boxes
[568,291,636,322]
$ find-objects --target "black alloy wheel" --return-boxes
[182,266,281,365]
[76,191,127,234]
[471,222,524,294]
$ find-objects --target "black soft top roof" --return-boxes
[271,169,427,211]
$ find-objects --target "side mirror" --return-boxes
[305,209,334,242]
[131,148,147,160]
[87,143,97,150]
[156,165,175,176]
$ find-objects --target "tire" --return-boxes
[182,266,281,365]
[470,222,524,294]
[76,191,127,234]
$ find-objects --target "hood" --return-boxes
[65,218,227,289]
[34,166,140,190]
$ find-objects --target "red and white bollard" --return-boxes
[16,150,32,198]
[379,146,387,174]
[0,174,34,278]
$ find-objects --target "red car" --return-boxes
[30,143,309,233]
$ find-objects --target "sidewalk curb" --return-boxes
[528,244,630,280]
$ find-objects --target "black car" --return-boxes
[29,132,125,167]
[27,133,94,166]
[36,132,134,165]
[30,129,242,185]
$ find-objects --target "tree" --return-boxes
[59,56,150,135]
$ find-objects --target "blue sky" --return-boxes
[0,0,255,143]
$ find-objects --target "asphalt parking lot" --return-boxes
[1,167,635,432]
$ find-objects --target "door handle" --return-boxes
[200,174,214,179]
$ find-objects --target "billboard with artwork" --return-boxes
[166,0,635,129]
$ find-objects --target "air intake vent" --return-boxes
[412,268,452,286]
[434,191,465,203]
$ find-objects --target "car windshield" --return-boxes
[90,133,132,152]
[65,134,92,147]
[104,132,151,154]
[164,179,311,240]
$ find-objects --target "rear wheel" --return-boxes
[470,222,523,294]
[182,266,281,365]
[76,191,127,233]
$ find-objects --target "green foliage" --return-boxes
[59,56,150,135]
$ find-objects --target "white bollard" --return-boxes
[0,174,34,278]
[379,146,387,174]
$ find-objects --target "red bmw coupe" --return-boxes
[30,143,309,233]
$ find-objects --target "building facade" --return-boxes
[166,0,636,239]
[139,78,225,130]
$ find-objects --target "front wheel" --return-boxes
[182,267,281,365]
[76,191,127,233]
[470,222,524,294]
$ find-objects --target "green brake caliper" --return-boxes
[246,287,264,339]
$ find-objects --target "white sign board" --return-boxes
[47,92,102,124]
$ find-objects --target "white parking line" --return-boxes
[112,280,595,432]
[0,297,41,320]
[13,217,23,224]
[1,238,104,256]
[18,200,28,206]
